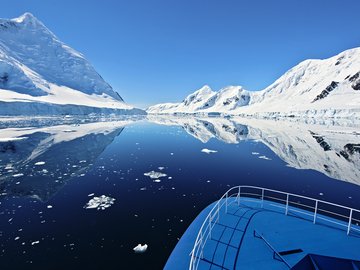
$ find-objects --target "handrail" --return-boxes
[253,230,291,268]
[189,185,360,270]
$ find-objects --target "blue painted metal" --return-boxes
[165,189,360,270]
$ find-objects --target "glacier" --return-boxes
[147,48,360,119]
[0,13,145,115]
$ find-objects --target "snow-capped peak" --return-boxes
[12,12,40,24]
[181,85,216,110]
[196,84,212,94]
[0,13,145,115]
[147,47,360,118]
[0,13,120,98]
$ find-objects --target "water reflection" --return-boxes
[0,121,132,201]
[147,116,360,184]
[0,116,359,204]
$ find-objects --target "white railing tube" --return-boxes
[285,194,289,215]
[209,216,212,240]
[225,193,228,213]
[314,200,318,224]
[347,209,353,235]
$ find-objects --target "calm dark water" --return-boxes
[0,117,359,269]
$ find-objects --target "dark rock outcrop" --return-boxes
[312,81,339,102]
[349,72,360,90]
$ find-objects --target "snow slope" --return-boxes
[148,48,360,118]
[0,13,144,115]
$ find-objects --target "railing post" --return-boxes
[313,200,318,224]
[225,193,228,213]
[237,186,241,206]
[285,194,289,215]
[347,209,353,235]
[209,216,212,240]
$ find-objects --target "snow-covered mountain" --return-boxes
[148,48,360,118]
[0,13,144,115]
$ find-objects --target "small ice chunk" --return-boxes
[88,193,95,197]
[13,173,24,177]
[144,171,167,179]
[153,179,161,183]
[84,195,115,210]
[15,236,20,241]
[201,148,217,154]
[47,205,53,209]
[251,152,260,155]
[133,244,148,253]
[158,167,165,170]
[0,137,27,142]
[31,241,40,245]
[34,161,45,166]
[319,192,324,196]
[258,155,271,160]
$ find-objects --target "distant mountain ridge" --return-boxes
[148,47,360,118]
[0,13,144,115]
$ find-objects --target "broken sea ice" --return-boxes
[84,195,115,210]
[133,243,148,253]
[143,171,167,179]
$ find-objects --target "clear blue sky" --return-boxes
[2,0,360,108]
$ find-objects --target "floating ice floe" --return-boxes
[35,161,46,166]
[13,173,24,177]
[201,148,218,154]
[84,195,115,210]
[31,240,40,245]
[0,137,27,142]
[153,179,161,183]
[258,155,271,160]
[47,205,53,209]
[251,152,260,155]
[158,167,165,170]
[144,171,167,179]
[133,243,148,253]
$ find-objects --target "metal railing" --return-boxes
[189,185,360,270]
[253,230,291,268]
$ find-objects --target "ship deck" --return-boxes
[165,194,360,270]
